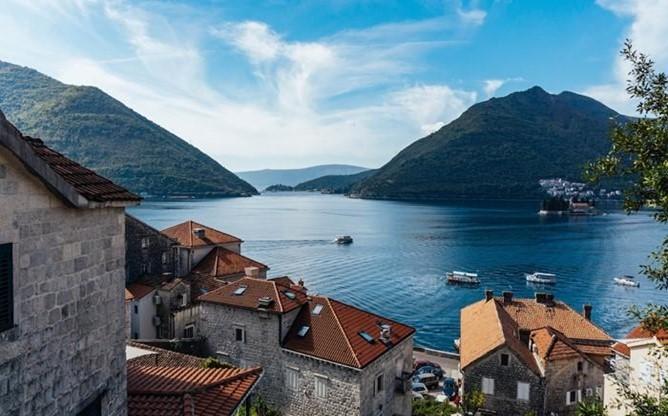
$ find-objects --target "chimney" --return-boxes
[502,291,513,305]
[583,304,592,321]
[379,323,391,344]
[535,292,547,304]
[298,278,304,287]
[193,228,205,238]
[485,290,494,301]
[245,267,261,279]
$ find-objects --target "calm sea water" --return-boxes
[129,193,666,351]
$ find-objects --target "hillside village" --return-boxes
[1,107,666,416]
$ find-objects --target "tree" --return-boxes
[412,397,457,416]
[586,39,668,416]
[461,389,485,415]
[575,399,607,416]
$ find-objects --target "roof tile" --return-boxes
[161,221,241,248]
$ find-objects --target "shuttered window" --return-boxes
[0,243,13,332]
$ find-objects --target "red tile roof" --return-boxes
[192,247,268,278]
[127,342,207,368]
[126,283,155,300]
[612,342,631,358]
[125,289,135,301]
[24,136,140,203]
[282,295,415,368]
[127,365,262,416]
[626,325,668,341]
[197,276,307,313]
[161,221,242,248]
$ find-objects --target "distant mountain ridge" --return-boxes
[0,61,257,197]
[353,86,624,200]
[238,164,369,190]
[295,169,377,194]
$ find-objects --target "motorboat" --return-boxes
[526,272,557,285]
[446,271,480,285]
[334,235,353,245]
[614,275,639,287]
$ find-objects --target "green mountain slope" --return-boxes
[0,61,257,197]
[353,86,623,200]
[237,164,369,190]
[295,169,377,194]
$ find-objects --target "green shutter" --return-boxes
[0,243,13,332]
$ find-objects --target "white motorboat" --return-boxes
[526,272,557,285]
[614,275,639,287]
[334,235,353,245]
[447,271,480,285]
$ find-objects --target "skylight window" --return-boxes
[283,290,296,300]
[233,285,247,296]
[359,331,375,343]
[312,304,324,315]
[298,325,310,337]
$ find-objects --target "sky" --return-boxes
[1,0,667,171]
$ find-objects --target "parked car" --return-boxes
[412,382,429,395]
[442,377,458,400]
[414,360,443,371]
[411,391,424,400]
[412,373,439,390]
[415,365,444,380]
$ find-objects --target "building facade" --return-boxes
[124,214,178,283]
[460,291,614,416]
[0,111,140,415]
[197,276,415,416]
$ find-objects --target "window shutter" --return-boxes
[0,243,13,332]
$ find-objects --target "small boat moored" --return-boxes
[614,275,639,287]
[334,235,353,245]
[526,272,557,285]
[447,271,480,285]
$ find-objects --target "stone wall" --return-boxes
[0,149,127,415]
[463,346,544,416]
[125,214,176,283]
[129,291,157,340]
[543,357,606,415]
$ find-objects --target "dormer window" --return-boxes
[233,286,247,296]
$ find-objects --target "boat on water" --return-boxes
[446,271,480,285]
[526,272,557,285]
[614,275,639,287]
[334,235,353,245]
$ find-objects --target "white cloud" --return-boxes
[586,0,668,114]
[482,77,524,98]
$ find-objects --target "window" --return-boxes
[0,243,13,333]
[566,390,578,405]
[500,353,510,366]
[517,382,530,401]
[132,332,138,339]
[141,237,150,249]
[374,373,384,396]
[184,324,195,338]
[312,304,324,315]
[161,252,169,265]
[359,331,374,343]
[595,386,602,398]
[297,325,310,337]
[585,388,593,397]
[133,305,138,314]
[482,377,495,395]
[286,367,299,391]
[283,290,296,300]
[314,375,327,398]
[577,361,583,371]
[234,326,245,343]
[77,393,102,416]
[233,286,247,296]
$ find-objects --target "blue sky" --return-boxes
[1,0,666,171]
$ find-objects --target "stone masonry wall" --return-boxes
[0,148,127,416]
[463,346,544,416]
[125,214,175,283]
[543,357,606,415]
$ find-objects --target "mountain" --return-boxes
[0,61,257,197]
[295,169,377,194]
[237,164,369,191]
[353,86,622,200]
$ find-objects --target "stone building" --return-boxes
[0,111,140,415]
[460,291,614,416]
[604,327,668,416]
[197,275,415,416]
[124,214,179,283]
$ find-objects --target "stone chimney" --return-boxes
[379,323,391,344]
[485,290,494,301]
[298,278,304,287]
[535,292,547,304]
[502,291,513,305]
[583,304,592,321]
[245,267,261,279]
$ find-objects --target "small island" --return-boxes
[263,184,294,192]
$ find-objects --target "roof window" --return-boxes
[359,331,375,343]
[233,285,247,296]
[283,290,296,300]
[312,304,324,315]
[298,325,310,337]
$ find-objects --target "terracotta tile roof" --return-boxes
[626,325,668,341]
[192,247,268,278]
[197,277,307,314]
[161,221,242,248]
[24,136,140,203]
[498,298,611,341]
[612,342,631,358]
[282,295,415,369]
[127,365,262,416]
[126,283,155,300]
[125,289,135,301]
[531,327,582,361]
[127,342,207,368]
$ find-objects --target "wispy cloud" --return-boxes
[482,77,524,98]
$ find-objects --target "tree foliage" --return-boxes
[575,399,608,416]
[586,39,668,416]
[411,397,458,416]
